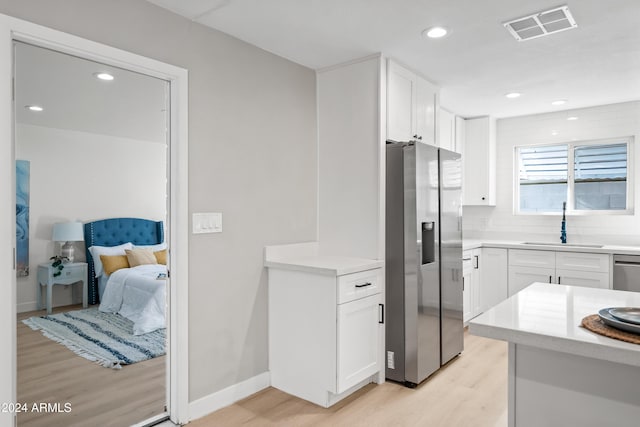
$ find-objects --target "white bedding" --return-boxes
[99,264,167,335]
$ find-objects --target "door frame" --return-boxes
[0,14,190,425]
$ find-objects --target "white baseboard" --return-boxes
[189,371,270,422]
[17,301,37,313]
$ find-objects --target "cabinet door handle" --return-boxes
[355,282,372,288]
[462,277,465,291]
[473,255,479,269]
[558,276,561,285]
[379,304,384,324]
[549,275,552,283]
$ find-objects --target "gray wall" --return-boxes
[0,0,318,401]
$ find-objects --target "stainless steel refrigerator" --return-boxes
[385,141,463,387]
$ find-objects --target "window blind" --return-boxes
[519,144,568,184]
[574,143,627,182]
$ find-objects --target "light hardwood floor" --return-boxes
[192,331,508,427]
[17,305,165,427]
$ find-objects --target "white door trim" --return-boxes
[0,14,190,425]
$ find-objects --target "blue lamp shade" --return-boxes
[52,222,84,242]
[52,222,84,262]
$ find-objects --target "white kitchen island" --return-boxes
[470,283,640,427]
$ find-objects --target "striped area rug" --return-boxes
[23,307,165,369]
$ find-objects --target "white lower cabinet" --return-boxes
[508,266,555,295]
[508,249,611,296]
[462,246,612,321]
[463,247,507,322]
[463,246,612,319]
[337,294,380,392]
[462,253,475,323]
[268,267,382,407]
[478,248,508,314]
[555,269,610,288]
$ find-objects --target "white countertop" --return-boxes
[463,239,640,255]
[470,283,640,367]
[264,242,383,276]
[265,255,383,276]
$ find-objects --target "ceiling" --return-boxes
[146,0,640,118]
[15,42,168,143]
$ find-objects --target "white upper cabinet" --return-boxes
[455,116,465,154]
[387,61,413,143]
[438,108,456,152]
[414,77,437,145]
[387,60,438,145]
[462,116,496,206]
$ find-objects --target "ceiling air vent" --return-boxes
[504,5,577,41]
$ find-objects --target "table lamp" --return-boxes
[52,222,84,262]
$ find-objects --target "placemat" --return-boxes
[581,314,640,345]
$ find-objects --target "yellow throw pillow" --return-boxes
[100,254,130,275]
[125,248,158,267]
[154,249,167,265]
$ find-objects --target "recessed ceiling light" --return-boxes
[25,105,43,112]
[505,92,521,99]
[551,99,567,106]
[94,72,114,81]
[423,27,448,39]
[567,116,578,121]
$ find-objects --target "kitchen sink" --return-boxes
[521,242,604,248]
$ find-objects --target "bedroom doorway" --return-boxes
[2,17,190,426]
[14,41,170,426]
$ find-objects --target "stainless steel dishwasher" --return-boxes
[612,255,640,292]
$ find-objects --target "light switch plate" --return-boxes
[192,212,222,234]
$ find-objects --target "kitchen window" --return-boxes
[516,137,633,214]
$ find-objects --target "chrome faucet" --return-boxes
[560,201,567,244]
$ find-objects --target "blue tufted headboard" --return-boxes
[84,217,164,304]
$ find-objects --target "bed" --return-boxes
[84,218,167,335]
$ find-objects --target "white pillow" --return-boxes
[89,242,133,277]
[133,242,166,252]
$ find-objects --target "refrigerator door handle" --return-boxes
[379,304,384,324]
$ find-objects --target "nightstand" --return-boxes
[37,262,88,314]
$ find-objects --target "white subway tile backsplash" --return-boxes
[464,101,640,245]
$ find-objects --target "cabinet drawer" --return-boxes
[60,266,83,277]
[337,269,381,304]
[509,249,555,268]
[555,252,609,273]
